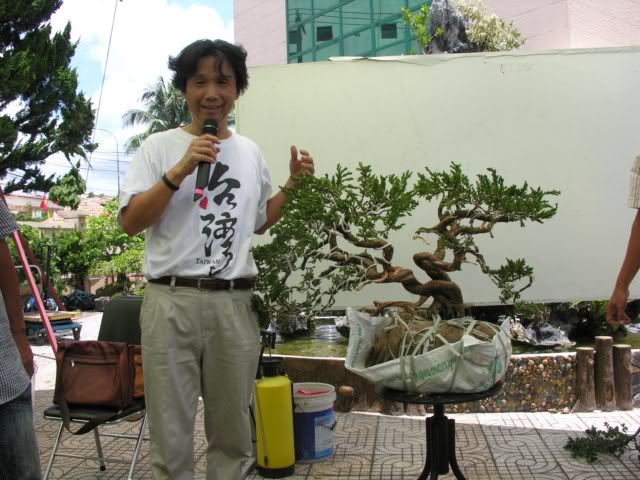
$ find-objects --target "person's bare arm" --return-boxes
[0,237,33,377]
[120,134,219,236]
[607,209,640,325]
[255,146,315,235]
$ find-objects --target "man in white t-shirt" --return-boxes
[608,157,640,326]
[119,39,314,480]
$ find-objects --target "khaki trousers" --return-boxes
[140,282,260,480]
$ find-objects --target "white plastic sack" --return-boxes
[344,308,512,393]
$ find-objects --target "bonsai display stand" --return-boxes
[381,382,503,480]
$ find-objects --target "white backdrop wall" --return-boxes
[237,48,640,308]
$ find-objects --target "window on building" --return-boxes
[380,23,397,39]
[286,0,428,63]
[317,25,333,41]
[288,21,312,55]
[289,29,301,44]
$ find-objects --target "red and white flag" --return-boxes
[40,192,48,212]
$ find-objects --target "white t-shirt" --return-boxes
[119,127,272,280]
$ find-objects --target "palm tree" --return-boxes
[122,77,238,154]
[122,77,191,154]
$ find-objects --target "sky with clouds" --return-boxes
[40,0,234,196]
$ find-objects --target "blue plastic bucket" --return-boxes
[293,383,337,463]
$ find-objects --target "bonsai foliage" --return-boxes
[514,302,552,326]
[565,423,640,463]
[254,163,559,325]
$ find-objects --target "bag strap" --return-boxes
[57,389,122,435]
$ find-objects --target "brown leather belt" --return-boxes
[148,276,255,291]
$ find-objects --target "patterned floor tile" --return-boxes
[333,412,378,457]
[32,389,640,479]
[306,452,372,477]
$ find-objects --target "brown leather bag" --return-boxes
[54,340,136,434]
[133,345,144,399]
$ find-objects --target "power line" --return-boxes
[86,0,121,184]
[47,162,125,175]
[93,150,134,156]
[89,157,132,165]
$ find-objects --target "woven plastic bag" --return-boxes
[344,308,511,393]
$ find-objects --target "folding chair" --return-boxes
[43,295,146,480]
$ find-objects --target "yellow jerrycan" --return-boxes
[255,356,295,478]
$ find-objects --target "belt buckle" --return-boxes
[197,278,208,290]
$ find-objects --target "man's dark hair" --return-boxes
[168,39,249,95]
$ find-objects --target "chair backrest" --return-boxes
[98,295,143,345]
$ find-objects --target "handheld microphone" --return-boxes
[194,119,218,201]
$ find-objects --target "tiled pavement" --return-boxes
[31,314,640,479]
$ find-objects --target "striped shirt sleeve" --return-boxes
[0,201,18,240]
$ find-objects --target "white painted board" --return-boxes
[237,48,640,307]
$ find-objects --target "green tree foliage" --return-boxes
[9,221,93,292]
[254,163,559,326]
[122,76,237,154]
[10,199,142,294]
[0,0,95,205]
[122,77,191,154]
[55,228,91,289]
[82,198,144,284]
[402,4,433,52]
[8,224,64,293]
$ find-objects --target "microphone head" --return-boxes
[202,119,218,136]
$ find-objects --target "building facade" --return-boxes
[234,0,640,66]
[5,193,110,235]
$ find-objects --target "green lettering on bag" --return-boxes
[374,356,458,386]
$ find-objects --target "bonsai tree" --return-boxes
[253,163,559,330]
